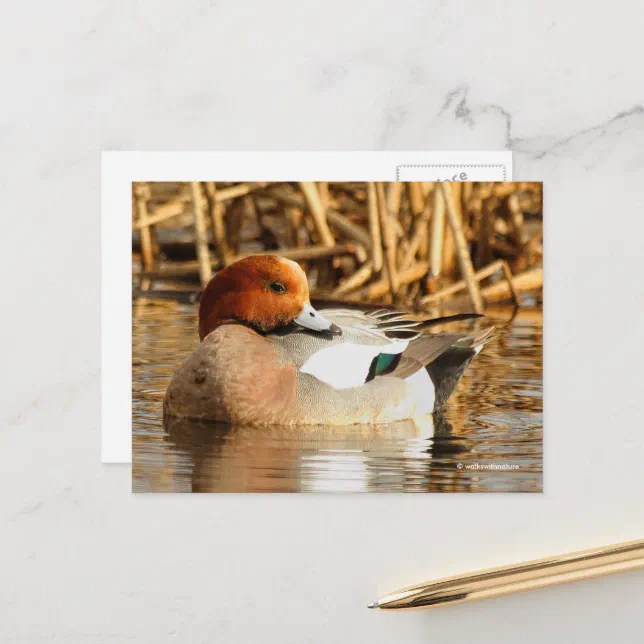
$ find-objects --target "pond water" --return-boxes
[132,299,542,493]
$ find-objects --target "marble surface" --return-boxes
[2,1,644,642]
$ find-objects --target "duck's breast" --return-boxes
[165,325,298,424]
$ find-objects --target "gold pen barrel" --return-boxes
[375,539,644,610]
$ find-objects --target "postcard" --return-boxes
[126,177,542,493]
[103,151,513,465]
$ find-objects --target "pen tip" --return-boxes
[367,601,379,609]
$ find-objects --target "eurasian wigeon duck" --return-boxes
[163,255,493,426]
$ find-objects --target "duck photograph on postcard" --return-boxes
[132,181,543,492]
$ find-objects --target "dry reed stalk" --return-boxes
[333,261,374,296]
[491,182,520,199]
[139,244,366,280]
[401,185,433,270]
[498,259,520,304]
[204,182,231,267]
[249,194,277,245]
[333,255,356,277]
[225,198,247,255]
[352,262,428,301]
[429,186,445,277]
[406,280,420,302]
[493,217,510,236]
[420,259,517,307]
[367,182,383,272]
[131,183,264,230]
[376,182,399,296]
[299,182,335,248]
[418,183,433,260]
[475,198,495,268]
[506,193,529,246]
[461,181,473,207]
[259,186,302,208]
[132,200,185,230]
[302,210,317,240]
[257,188,308,247]
[475,183,495,201]
[319,181,329,212]
[480,267,542,303]
[215,182,268,202]
[286,206,304,247]
[137,266,201,280]
[443,241,456,277]
[440,183,484,314]
[320,183,341,273]
[133,181,542,312]
[441,188,458,278]
[387,182,405,221]
[134,183,154,269]
[393,219,406,238]
[190,182,213,286]
[390,182,409,263]
[326,210,372,248]
[491,238,519,257]
[467,195,483,227]
[451,184,465,247]
[263,186,372,249]
[407,182,425,217]
[238,243,363,262]
[523,229,544,265]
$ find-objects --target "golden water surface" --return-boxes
[132,300,543,493]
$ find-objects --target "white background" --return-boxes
[2,2,644,643]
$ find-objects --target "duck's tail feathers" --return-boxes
[426,327,495,408]
[369,312,486,342]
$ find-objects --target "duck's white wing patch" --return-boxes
[299,340,408,390]
[300,343,379,389]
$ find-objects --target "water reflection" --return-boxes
[163,415,434,493]
[132,299,542,493]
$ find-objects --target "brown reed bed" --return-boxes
[132,181,543,312]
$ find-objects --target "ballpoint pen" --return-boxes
[369,538,644,611]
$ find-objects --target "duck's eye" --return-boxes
[268,281,287,294]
